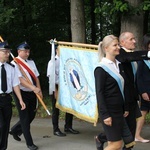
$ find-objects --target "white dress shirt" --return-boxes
[11,56,39,91]
[0,62,20,94]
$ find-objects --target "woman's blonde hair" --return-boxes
[98,35,118,61]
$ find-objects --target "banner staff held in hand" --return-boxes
[0,36,51,115]
[11,53,51,116]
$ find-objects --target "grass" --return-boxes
[145,113,150,124]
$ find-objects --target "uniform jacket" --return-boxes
[136,60,150,95]
[116,48,149,110]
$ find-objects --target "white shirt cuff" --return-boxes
[147,51,150,58]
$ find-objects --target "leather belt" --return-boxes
[0,92,12,97]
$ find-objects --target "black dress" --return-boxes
[94,67,125,141]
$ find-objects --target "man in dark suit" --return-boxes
[117,32,150,147]
[95,32,150,150]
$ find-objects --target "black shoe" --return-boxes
[9,131,21,141]
[27,144,38,150]
[94,136,104,150]
[54,130,66,137]
[64,128,79,134]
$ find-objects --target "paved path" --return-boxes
[8,117,150,150]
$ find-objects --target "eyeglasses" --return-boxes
[0,50,11,54]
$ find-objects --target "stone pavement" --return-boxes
[7,117,150,150]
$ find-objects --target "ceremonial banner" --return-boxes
[56,42,99,125]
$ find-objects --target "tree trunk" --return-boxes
[120,0,143,49]
[143,10,150,35]
[70,0,86,43]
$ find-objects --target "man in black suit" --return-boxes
[95,32,150,150]
[117,32,143,150]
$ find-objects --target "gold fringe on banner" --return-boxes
[55,41,99,126]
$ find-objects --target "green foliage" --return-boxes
[95,0,150,19]
[36,92,52,118]
[142,0,150,11]
[0,4,15,25]
[93,0,122,40]
[93,0,150,41]
[12,92,66,119]
[0,0,71,90]
[111,0,150,16]
[145,113,150,124]
[0,0,150,88]
[111,0,129,14]
[1,0,147,120]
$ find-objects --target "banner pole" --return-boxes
[57,41,98,49]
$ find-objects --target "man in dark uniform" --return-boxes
[95,32,150,150]
[9,42,43,150]
[0,41,25,150]
[47,44,79,137]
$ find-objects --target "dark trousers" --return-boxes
[11,91,37,146]
[10,121,22,136]
[0,95,12,150]
[122,118,135,148]
[51,93,73,132]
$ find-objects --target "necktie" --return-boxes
[1,64,7,93]
[119,64,127,82]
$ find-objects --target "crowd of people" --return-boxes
[0,32,150,150]
[94,32,150,150]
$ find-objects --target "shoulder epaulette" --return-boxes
[7,62,15,67]
[28,58,33,60]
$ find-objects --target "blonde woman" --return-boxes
[94,35,129,150]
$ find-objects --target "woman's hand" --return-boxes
[142,93,150,101]
[104,117,112,126]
